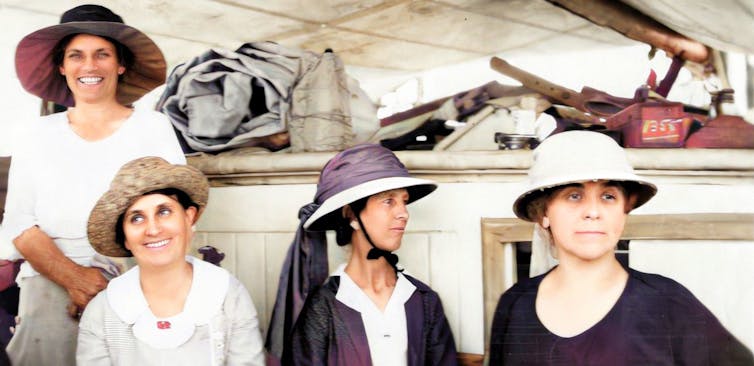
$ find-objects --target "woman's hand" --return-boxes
[14,226,109,315]
[65,265,108,313]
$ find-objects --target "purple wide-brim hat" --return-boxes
[15,9,166,107]
[304,144,437,231]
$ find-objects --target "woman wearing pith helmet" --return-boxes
[0,4,184,365]
[266,144,458,365]
[80,156,265,365]
[488,131,752,365]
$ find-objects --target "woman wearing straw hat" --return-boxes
[79,156,264,365]
[266,144,457,365]
[488,131,752,365]
[0,5,184,365]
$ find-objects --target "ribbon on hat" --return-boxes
[356,213,402,273]
[313,144,411,211]
[265,202,328,364]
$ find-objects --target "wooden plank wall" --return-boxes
[191,228,485,364]
[190,229,462,339]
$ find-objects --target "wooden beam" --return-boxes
[549,0,709,63]
[457,352,484,366]
[483,213,754,241]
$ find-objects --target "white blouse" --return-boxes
[0,109,185,279]
[77,256,266,365]
[333,263,416,366]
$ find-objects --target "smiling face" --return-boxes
[357,188,410,252]
[122,193,196,269]
[544,180,636,264]
[58,33,125,105]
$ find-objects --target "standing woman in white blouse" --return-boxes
[79,156,265,365]
[1,5,184,365]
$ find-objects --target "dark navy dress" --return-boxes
[489,268,753,365]
[291,274,458,366]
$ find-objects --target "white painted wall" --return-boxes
[191,181,521,354]
[629,182,754,350]
[193,176,754,355]
[0,6,55,156]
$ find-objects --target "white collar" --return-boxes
[333,263,416,313]
[106,256,230,348]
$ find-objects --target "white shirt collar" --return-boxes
[333,263,416,314]
[106,256,230,348]
[332,263,415,366]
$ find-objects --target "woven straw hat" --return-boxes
[15,4,166,107]
[513,131,657,222]
[87,157,209,257]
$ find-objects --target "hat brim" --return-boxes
[304,177,437,231]
[15,21,166,107]
[512,171,657,222]
[87,159,208,257]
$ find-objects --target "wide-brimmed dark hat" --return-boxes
[87,157,209,257]
[15,4,166,107]
[304,144,437,231]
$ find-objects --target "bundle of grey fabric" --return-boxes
[157,41,378,153]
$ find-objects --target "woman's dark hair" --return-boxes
[52,33,134,82]
[335,197,368,246]
[114,188,198,247]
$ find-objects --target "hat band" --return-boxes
[355,212,401,273]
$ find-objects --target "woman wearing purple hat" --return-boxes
[489,131,752,365]
[266,144,458,365]
[0,5,183,365]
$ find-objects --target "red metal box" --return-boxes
[606,102,692,148]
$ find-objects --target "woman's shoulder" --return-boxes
[401,273,451,310]
[312,275,341,299]
[300,276,342,313]
[127,109,174,131]
[221,273,261,321]
[15,112,68,142]
[402,273,441,295]
[224,270,254,304]
[627,268,697,298]
[88,289,110,311]
[501,273,545,299]
[80,289,112,326]
[36,111,67,123]
[293,276,340,326]
[192,257,232,296]
[625,268,711,314]
[131,108,170,122]
[490,275,542,319]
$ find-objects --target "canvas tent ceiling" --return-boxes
[2,0,752,74]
